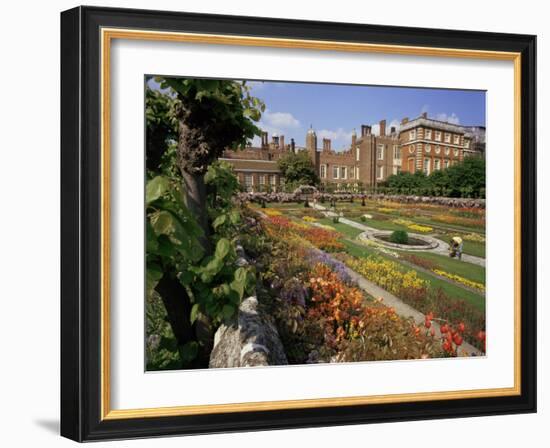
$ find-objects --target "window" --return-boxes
[259,174,266,186]
[423,158,431,175]
[356,167,360,180]
[435,131,442,141]
[409,130,416,140]
[434,159,441,171]
[392,166,399,175]
[444,133,451,143]
[244,174,253,192]
[454,148,459,157]
[350,166,355,179]
[341,166,348,179]
[425,144,431,153]
[425,129,432,139]
[435,145,441,154]
[377,165,384,180]
[320,164,327,179]
[393,145,400,160]
[408,145,415,154]
[356,146,360,161]
[445,147,450,155]
[270,175,277,186]
[454,134,460,144]
[377,144,384,160]
[465,140,470,148]
[444,159,450,169]
[333,165,339,179]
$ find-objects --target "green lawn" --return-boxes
[317,218,364,239]
[398,251,486,285]
[347,217,410,232]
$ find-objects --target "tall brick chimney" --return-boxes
[361,125,372,136]
[323,138,332,151]
[261,131,268,148]
[290,138,295,152]
[279,135,285,150]
[379,119,386,137]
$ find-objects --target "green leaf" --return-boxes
[179,341,198,365]
[212,214,226,230]
[146,176,170,204]
[222,304,236,319]
[146,264,163,298]
[229,210,241,225]
[214,238,231,260]
[190,304,200,324]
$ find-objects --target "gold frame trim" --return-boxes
[100,28,522,421]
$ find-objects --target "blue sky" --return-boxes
[147,77,485,151]
[246,81,485,150]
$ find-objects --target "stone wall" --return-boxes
[209,296,288,368]
[209,245,288,369]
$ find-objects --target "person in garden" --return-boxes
[449,236,464,260]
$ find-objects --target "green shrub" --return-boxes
[389,230,409,244]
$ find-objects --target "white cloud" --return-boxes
[435,112,460,124]
[262,109,300,129]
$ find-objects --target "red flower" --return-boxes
[476,330,486,341]
[424,318,432,329]
[457,322,465,333]
[440,324,449,334]
[453,334,464,346]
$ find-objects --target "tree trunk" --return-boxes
[155,275,194,348]
[181,170,212,255]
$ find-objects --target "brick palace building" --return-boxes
[220,112,485,192]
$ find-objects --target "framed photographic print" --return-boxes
[60,6,536,442]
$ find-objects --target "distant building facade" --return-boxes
[221,113,485,192]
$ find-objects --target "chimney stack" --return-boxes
[361,125,372,136]
[290,138,295,152]
[401,117,409,125]
[261,131,268,148]
[379,119,386,137]
[390,126,396,134]
[421,112,428,119]
[323,138,332,151]
[279,135,285,150]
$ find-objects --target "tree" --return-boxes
[277,150,319,187]
[157,77,265,253]
[146,78,264,367]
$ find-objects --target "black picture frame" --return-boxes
[61,5,536,442]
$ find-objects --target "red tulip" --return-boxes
[457,322,465,333]
[424,318,432,329]
[440,324,449,334]
[453,334,464,346]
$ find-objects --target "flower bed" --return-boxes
[265,215,344,252]
[433,269,486,292]
[392,218,433,233]
[338,253,485,352]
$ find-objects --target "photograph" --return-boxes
[145,77,487,371]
